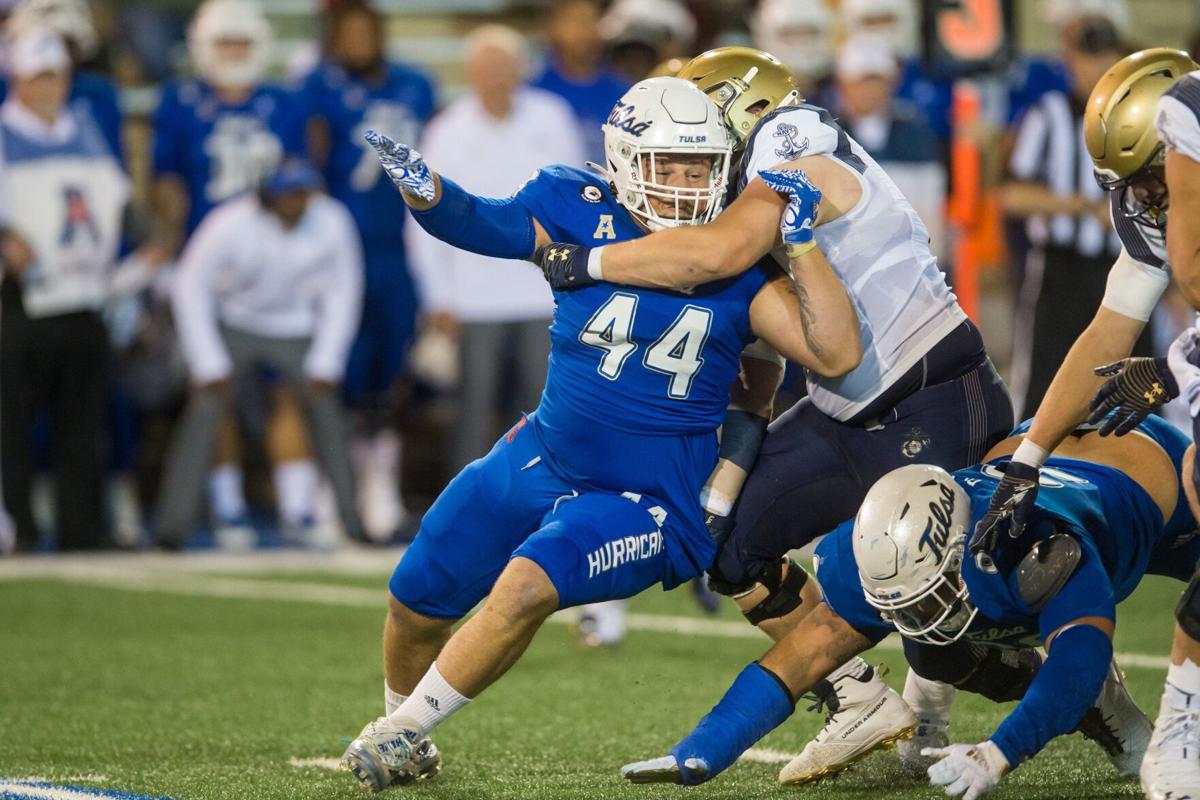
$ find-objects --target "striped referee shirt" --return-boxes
[1009,89,1122,259]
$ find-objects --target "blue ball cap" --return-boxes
[263,158,322,197]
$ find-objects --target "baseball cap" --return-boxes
[262,158,322,197]
[9,26,68,77]
[836,34,898,80]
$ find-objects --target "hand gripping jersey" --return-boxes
[735,103,966,421]
[815,415,1197,647]
[153,80,306,235]
[299,61,435,245]
[512,164,771,572]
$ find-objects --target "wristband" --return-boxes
[1012,439,1050,469]
[784,241,817,259]
[587,247,606,280]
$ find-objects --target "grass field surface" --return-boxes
[0,550,1181,800]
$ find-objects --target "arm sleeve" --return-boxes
[408,179,536,260]
[304,203,364,381]
[990,623,1112,766]
[1008,105,1048,181]
[1099,247,1171,321]
[172,211,233,383]
[1157,75,1200,163]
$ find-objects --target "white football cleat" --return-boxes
[341,715,441,792]
[1141,684,1200,800]
[778,659,916,785]
[1076,659,1153,777]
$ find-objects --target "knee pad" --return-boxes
[710,557,809,625]
[1176,566,1200,643]
[904,639,1041,703]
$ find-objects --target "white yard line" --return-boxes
[0,554,1173,671]
[739,748,797,765]
[287,757,343,771]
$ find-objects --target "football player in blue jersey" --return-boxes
[532,46,1014,782]
[152,0,306,251]
[300,2,437,541]
[621,413,1188,796]
[336,76,865,791]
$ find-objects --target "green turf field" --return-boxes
[0,553,1181,800]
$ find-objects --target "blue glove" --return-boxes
[364,129,436,203]
[760,168,822,256]
[533,242,596,290]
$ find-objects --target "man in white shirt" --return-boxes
[0,28,160,551]
[405,25,584,470]
[154,159,365,547]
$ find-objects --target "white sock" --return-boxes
[385,682,406,716]
[274,459,319,526]
[208,464,247,520]
[391,662,470,736]
[584,599,628,644]
[903,669,957,719]
[1166,658,1200,709]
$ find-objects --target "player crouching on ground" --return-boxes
[623,413,1194,796]
[338,77,863,791]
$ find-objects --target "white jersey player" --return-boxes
[534,46,1015,784]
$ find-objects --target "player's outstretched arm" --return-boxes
[622,602,871,786]
[365,129,550,259]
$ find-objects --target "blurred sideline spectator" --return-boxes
[532,0,628,163]
[0,28,163,551]
[751,0,834,103]
[833,34,946,258]
[599,0,695,84]
[301,1,436,542]
[406,24,582,471]
[154,160,364,549]
[1001,14,1152,418]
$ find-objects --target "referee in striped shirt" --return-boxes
[1001,15,1154,418]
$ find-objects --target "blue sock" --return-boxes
[669,663,795,784]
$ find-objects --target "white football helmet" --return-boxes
[750,0,834,82]
[189,0,271,90]
[8,0,96,61]
[853,464,978,646]
[603,76,733,232]
[840,0,918,59]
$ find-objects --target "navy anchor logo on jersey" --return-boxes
[773,123,810,160]
[60,186,99,245]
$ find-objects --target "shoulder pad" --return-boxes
[1016,533,1082,612]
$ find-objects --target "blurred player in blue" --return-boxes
[152,0,305,251]
[300,2,436,539]
[336,76,865,792]
[621,414,1192,797]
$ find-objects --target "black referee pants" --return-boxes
[1,278,109,550]
[1017,244,1155,417]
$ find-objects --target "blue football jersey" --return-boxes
[153,80,307,235]
[300,61,435,244]
[510,164,771,564]
[815,416,1195,648]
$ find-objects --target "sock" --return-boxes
[391,662,471,736]
[903,669,957,719]
[273,459,319,526]
[1166,658,1200,709]
[669,663,795,784]
[385,682,406,716]
[208,464,247,521]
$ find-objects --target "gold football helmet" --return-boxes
[1085,47,1197,229]
[677,46,802,145]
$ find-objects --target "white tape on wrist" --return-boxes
[1013,438,1049,468]
[1100,249,1169,323]
[587,247,605,281]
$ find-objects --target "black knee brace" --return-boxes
[905,639,1041,703]
[709,557,809,625]
[1176,566,1200,643]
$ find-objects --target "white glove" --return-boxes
[923,741,1009,800]
[363,129,436,202]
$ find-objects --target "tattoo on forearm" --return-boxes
[791,278,824,359]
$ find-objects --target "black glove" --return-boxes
[967,460,1040,571]
[1087,356,1179,436]
[533,242,595,290]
